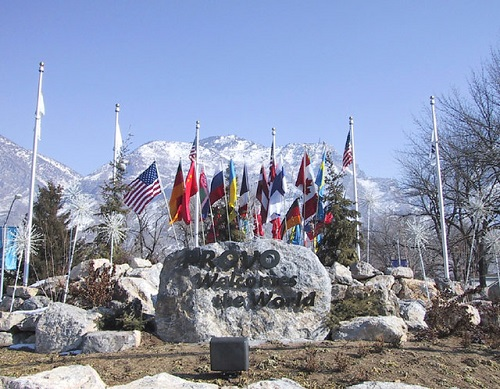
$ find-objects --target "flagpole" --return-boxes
[193,121,200,247]
[349,117,361,261]
[23,62,44,286]
[430,96,450,280]
[113,103,121,182]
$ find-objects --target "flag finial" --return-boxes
[196,120,200,130]
[349,116,353,125]
[39,62,44,72]
[272,127,276,136]
[430,96,435,105]
[115,103,120,112]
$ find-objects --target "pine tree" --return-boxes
[32,181,71,281]
[316,154,362,267]
[92,146,130,259]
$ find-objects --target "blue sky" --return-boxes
[1,1,499,179]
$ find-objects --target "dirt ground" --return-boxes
[1,333,499,389]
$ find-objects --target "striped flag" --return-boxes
[342,131,353,170]
[124,162,162,214]
[189,135,197,162]
[256,164,270,223]
[169,161,185,223]
[209,169,225,204]
[280,198,302,239]
[295,152,318,221]
[239,164,250,218]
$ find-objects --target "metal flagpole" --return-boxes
[113,103,122,182]
[23,62,44,286]
[430,96,451,279]
[194,121,200,247]
[349,117,361,261]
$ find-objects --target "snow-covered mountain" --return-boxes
[0,135,81,225]
[1,134,403,226]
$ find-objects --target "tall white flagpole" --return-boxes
[349,116,361,261]
[194,121,200,247]
[23,62,45,286]
[113,103,123,182]
[430,96,450,279]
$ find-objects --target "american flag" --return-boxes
[124,162,162,214]
[342,131,353,170]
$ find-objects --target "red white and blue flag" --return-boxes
[124,162,162,214]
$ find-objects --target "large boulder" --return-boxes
[344,285,400,317]
[390,267,414,279]
[364,275,395,290]
[333,316,408,344]
[126,262,163,289]
[328,262,353,285]
[155,239,331,342]
[395,278,438,301]
[70,259,111,281]
[114,277,157,315]
[399,300,428,330]
[1,364,106,389]
[82,330,141,354]
[35,303,101,353]
[350,261,383,281]
[108,372,219,388]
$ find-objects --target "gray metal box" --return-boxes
[210,336,249,372]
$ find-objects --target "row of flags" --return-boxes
[121,129,355,245]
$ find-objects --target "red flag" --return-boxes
[169,161,185,223]
[271,218,281,239]
[253,213,264,236]
[295,152,318,221]
[182,161,198,224]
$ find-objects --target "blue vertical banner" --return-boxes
[0,226,18,270]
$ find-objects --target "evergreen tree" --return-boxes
[92,146,130,259]
[316,154,362,267]
[32,181,71,281]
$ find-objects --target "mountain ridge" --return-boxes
[0,134,401,226]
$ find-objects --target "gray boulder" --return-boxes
[35,302,101,353]
[350,261,383,280]
[108,372,219,388]
[1,364,106,389]
[155,239,331,342]
[0,331,14,347]
[328,262,353,285]
[114,277,157,315]
[399,300,428,330]
[390,267,414,279]
[20,296,52,311]
[333,316,408,344]
[82,330,141,354]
